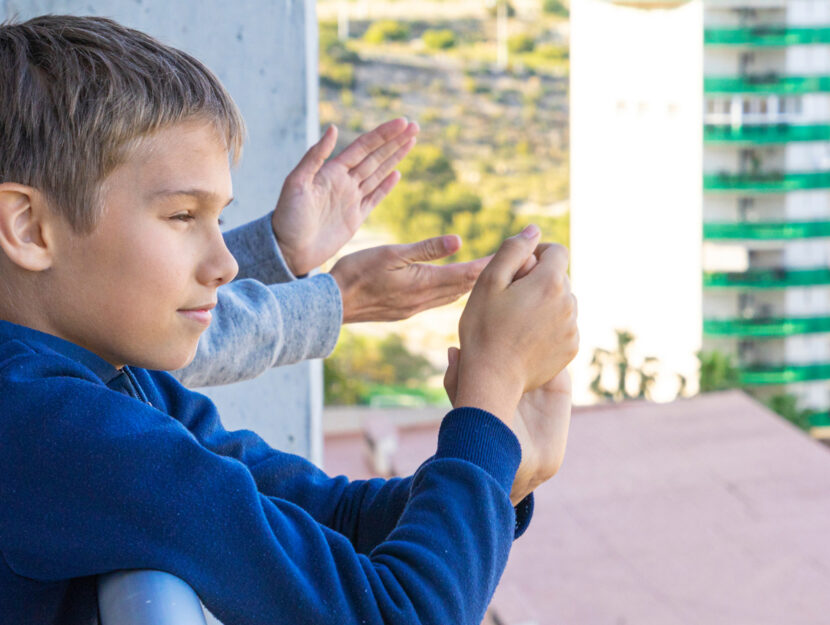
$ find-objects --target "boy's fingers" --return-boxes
[293,125,338,179]
[514,253,538,281]
[480,225,541,288]
[535,242,570,274]
[335,118,410,169]
[443,346,460,403]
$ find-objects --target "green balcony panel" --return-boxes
[703,221,830,240]
[703,268,830,289]
[739,362,830,385]
[705,26,830,47]
[704,316,830,337]
[703,170,830,193]
[703,124,830,144]
[809,411,830,428]
[704,75,830,95]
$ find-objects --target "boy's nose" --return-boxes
[200,232,239,287]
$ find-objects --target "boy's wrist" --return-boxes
[453,364,522,426]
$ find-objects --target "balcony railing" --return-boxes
[704,316,830,338]
[704,26,830,47]
[703,267,830,289]
[739,362,830,385]
[703,170,830,193]
[98,570,208,625]
[703,220,830,240]
[704,75,830,95]
[703,123,830,144]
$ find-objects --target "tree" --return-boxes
[589,330,660,402]
[697,350,741,392]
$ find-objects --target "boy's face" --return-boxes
[42,120,238,370]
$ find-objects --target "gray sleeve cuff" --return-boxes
[223,214,297,284]
[173,275,343,388]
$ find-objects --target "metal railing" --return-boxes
[98,570,208,625]
[704,26,830,47]
[703,123,830,145]
[703,171,830,193]
[703,220,830,241]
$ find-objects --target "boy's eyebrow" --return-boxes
[151,189,234,207]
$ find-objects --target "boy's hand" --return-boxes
[453,226,578,423]
[272,118,419,276]
[444,348,572,505]
[329,235,490,323]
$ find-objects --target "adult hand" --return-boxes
[272,118,419,276]
[329,235,489,323]
[444,347,572,506]
[453,226,579,423]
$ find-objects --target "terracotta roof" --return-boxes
[323,391,830,624]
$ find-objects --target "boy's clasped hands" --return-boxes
[271,118,578,496]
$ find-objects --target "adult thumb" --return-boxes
[480,225,541,288]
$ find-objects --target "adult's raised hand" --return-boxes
[328,235,489,323]
[272,118,419,276]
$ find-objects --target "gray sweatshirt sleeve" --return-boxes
[172,214,343,388]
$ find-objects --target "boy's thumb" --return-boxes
[482,225,541,288]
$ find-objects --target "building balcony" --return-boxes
[739,362,830,385]
[703,220,830,240]
[704,123,830,144]
[704,75,830,95]
[704,316,830,338]
[703,267,830,289]
[703,170,830,193]
[704,26,830,47]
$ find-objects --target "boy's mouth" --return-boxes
[177,303,216,326]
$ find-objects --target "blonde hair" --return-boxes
[0,15,246,233]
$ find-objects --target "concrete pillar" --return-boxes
[1,0,323,463]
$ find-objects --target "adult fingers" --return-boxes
[478,225,541,289]
[359,170,402,216]
[335,118,411,169]
[396,235,461,264]
[290,125,338,182]
[357,135,417,193]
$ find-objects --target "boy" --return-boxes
[0,15,578,625]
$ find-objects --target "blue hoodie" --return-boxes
[0,320,532,625]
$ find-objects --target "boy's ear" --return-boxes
[0,183,55,271]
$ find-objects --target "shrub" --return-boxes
[542,0,569,17]
[507,33,536,54]
[363,20,410,44]
[423,29,457,50]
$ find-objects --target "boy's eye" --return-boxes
[171,213,194,222]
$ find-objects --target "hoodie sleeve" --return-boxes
[0,353,521,625]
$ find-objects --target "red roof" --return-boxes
[324,391,830,624]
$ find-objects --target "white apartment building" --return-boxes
[571,0,830,424]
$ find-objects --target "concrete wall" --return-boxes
[1,0,323,463]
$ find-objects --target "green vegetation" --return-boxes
[324,331,439,406]
[363,20,410,44]
[319,21,357,88]
[373,144,567,262]
[507,33,535,54]
[589,330,660,401]
[698,350,741,392]
[423,28,457,50]
[542,0,569,18]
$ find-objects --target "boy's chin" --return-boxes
[128,343,198,372]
